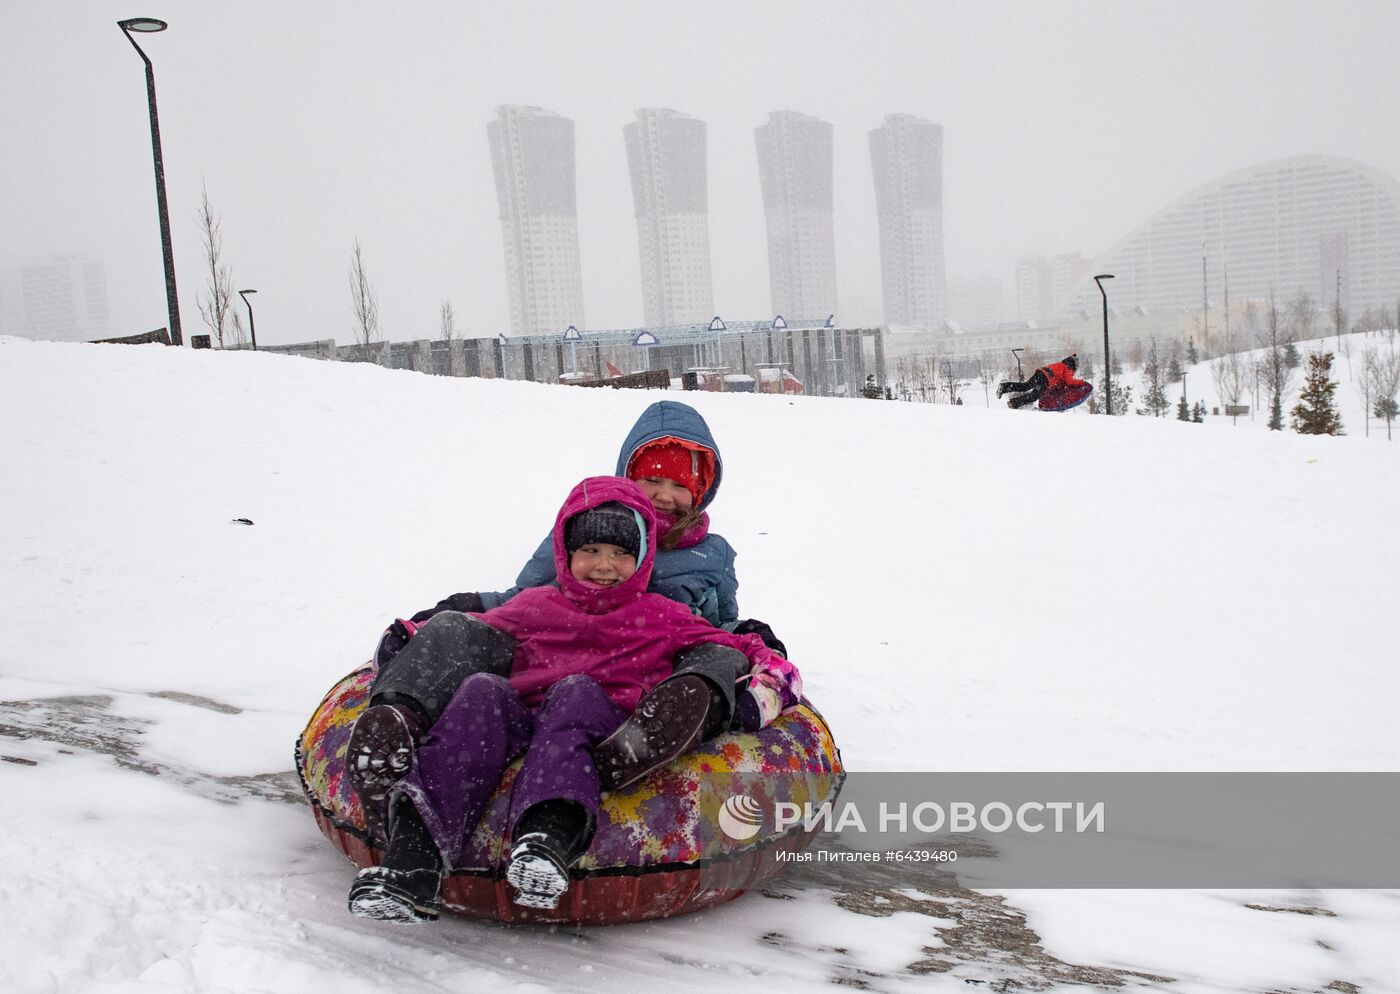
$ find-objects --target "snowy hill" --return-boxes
[2,336,1397,993]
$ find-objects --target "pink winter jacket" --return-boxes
[472,476,801,719]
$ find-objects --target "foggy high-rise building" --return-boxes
[624,108,713,328]
[487,105,585,337]
[0,254,110,342]
[947,274,1005,328]
[1016,254,1090,324]
[868,114,945,328]
[754,111,838,323]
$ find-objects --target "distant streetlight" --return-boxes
[709,315,726,366]
[118,17,182,347]
[1094,274,1116,414]
[562,323,580,375]
[238,289,258,351]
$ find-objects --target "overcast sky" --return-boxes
[4,1,1400,345]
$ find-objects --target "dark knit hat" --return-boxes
[564,501,642,558]
[1064,353,1078,372]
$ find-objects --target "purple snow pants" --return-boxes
[389,672,626,868]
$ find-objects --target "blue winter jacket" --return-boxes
[477,400,740,625]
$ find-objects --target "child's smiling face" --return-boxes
[569,543,638,587]
[632,475,694,518]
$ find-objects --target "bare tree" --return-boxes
[893,354,914,401]
[349,238,380,345]
[918,353,938,403]
[228,308,247,349]
[1126,337,1146,371]
[1366,343,1400,440]
[196,183,235,348]
[1210,351,1247,424]
[1287,290,1318,344]
[1356,347,1376,437]
[439,300,458,342]
[940,360,962,405]
[1260,293,1297,430]
[1248,355,1266,420]
[976,352,1000,406]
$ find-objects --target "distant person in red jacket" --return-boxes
[997,354,1086,409]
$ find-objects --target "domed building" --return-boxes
[1063,155,1400,321]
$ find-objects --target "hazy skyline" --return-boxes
[4,1,1400,346]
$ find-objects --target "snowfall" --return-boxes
[2,332,1398,994]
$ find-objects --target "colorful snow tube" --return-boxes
[1039,381,1093,412]
[296,666,843,924]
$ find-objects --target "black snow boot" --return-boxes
[593,674,712,792]
[506,801,587,910]
[996,381,1012,398]
[347,701,427,843]
[348,798,443,923]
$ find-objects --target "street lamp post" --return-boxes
[709,316,726,367]
[1094,274,1116,414]
[238,289,258,350]
[563,324,580,375]
[118,17,182,347]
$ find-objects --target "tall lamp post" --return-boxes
[709,316,726,367]
[1093,274,1115,414]
[118,17,182,347]
[238,289,258,351]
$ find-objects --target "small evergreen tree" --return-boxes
[1087,375,1132,415]
[1291,352,1345,435]
[1187,337,1199,365]
[1176,394,1190,421]
[1268,388,1284,430]
[1284,340,1301,369]
[1138,340,1172,417]
[1375,397,1399,438]
[1191,401,1206,423]
[1167,356,1184,384]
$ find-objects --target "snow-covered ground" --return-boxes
[2,335,1397,993]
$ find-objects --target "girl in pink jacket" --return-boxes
[347,476,800,923]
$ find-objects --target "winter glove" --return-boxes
[411,591,486,623]
[731,680,783,732]
[730,618,787,658]
[373,618,419,669]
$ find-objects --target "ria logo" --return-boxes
[718,794,764,841]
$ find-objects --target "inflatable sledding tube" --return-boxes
[1039,381,1093,412]
[296,666,844,925]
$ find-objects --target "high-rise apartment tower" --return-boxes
[754,111,839,323]
[868,114,945,328]
[624,109,714,327]
[487,105,585,337]
[0,255,111,342]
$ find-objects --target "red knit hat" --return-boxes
[626,439,713,506]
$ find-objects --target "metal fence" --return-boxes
[254,321,888,399]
